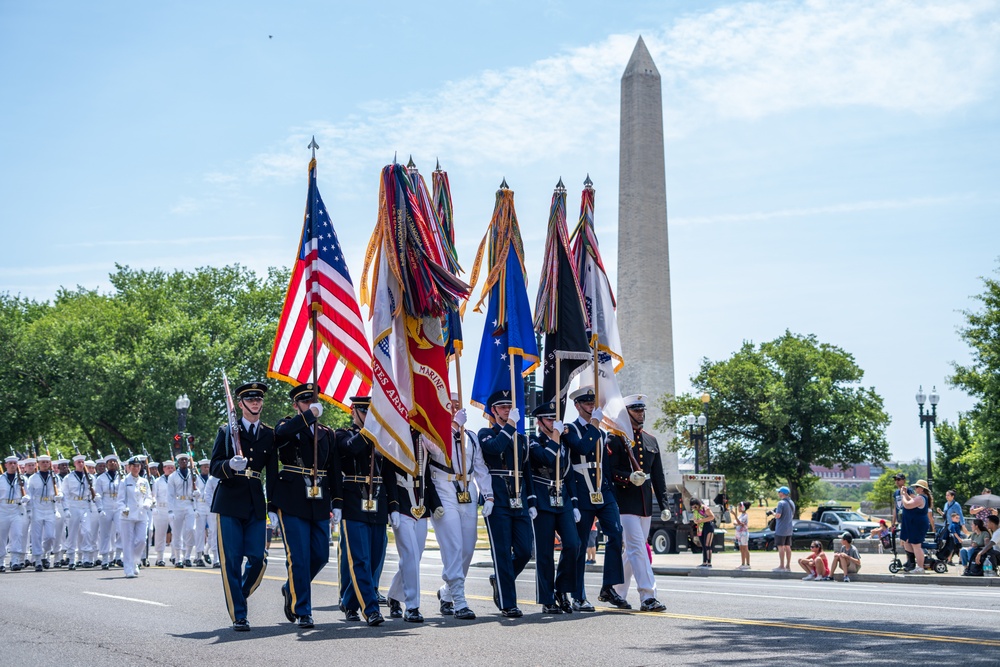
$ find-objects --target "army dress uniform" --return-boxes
[272,382,344,628]
[528,401,581,613]
[210,381,279,629]
[562,386,626,610]
[479,390,536,617]
[0,457,29,571]
[608,394,669,612]
[385,433,441,622]
[338,395,397,626]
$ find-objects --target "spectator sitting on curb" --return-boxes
[961,518,990,570]
[972,515,1000,573]
[799,541,829,581]
[827,533,861,582]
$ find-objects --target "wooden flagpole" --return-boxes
[510,353,520,502]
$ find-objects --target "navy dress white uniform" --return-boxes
[62,454,99,568]
[26,455,61,571]
[210,381,279,631]
[337,395,397,627]
[429,396,493,621]
[479,389,537,618]
[528,401,581,614]
[608,394,669,612]
[273,382,344,629]
[151,462,175,565]
[386,433,440,623]
[167,453,198,567]
[0,456,29,572]
[562,386,628,610]
[117,457,153,578]
[94,455,123,569]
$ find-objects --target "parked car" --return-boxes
[811,505,880,538]
[746,519,841,551]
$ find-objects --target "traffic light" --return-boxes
[186,434,195,446]
[172,433,183,458]
[173,433,182,444]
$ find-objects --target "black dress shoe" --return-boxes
[83,561,94,569]
[193,558,205,567]
[175,561,185,569]
[155,560,165,567]
[94,559,102,566]
[388,597,403,619]
[68,562,76,571]
[640,598,666,612]
[454,607,476,620]
[35,564,43,572]
[41,559,50,569]
[572,598,596,612]
[282,584,295,623]
[541,604,564,614]
[598,585,632,609]
[232,618,250,632]
[376,593,388,606]
[296,615,314,628]
[367,611,385,627]
[102,563,109,570]
[437,590,454,616]
[500,607,523,618]
[11,564,22,571]
[213,562,221,568]
[556,592,573,614]
[403,608,424,623]
[340,605,360,621]
[183,559,192,567]
[489,574,500,610]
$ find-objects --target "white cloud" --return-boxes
[237,1,999,189]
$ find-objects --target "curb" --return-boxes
[471,560,1000,587]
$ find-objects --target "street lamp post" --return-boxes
[915,385,939,487]
[175,394,190,432]
[686,393,711,473]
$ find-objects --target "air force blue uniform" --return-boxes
[529,429,580,607]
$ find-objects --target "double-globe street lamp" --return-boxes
[175,394,191,432]
[686,393,711,474]
[915,385,939,487]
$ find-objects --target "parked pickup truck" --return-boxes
[811,505,880,538]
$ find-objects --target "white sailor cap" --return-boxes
[623,394,648,409]
[105,454,119,462]
[84,460,96,467]
[22,457,36,465]
[176,452,191,461]
[149,462,160,468]
[55,458,69,465]
[72,454,86,462]
[198,459,210,466]
[162,460,176,468]
[4,455,18,464]
[95,456,106,464]
[136,454,148,462]
[37,455,52,462]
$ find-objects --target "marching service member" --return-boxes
[95,454,123,570]
[117,456,153,578]
[192,458,212,566]
[210,380,278,632]
[62,453,98,569]
[1,455,29,572]
[428,394,492,620]
[151,460,175,566]
[27,454,61,571]
[167,452,198,568]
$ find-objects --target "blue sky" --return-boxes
[2,0,998,462]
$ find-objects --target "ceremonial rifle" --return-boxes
[10,447,26,498]
[71,441,96,501]
[221,371,244,458]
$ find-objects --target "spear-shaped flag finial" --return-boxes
[584,173,593,188]
[499,177,509,190]
[308,135,319,159]
[555,177,566,192]
[435,157,441,171]
[393,151,398,164]
[407,155,416,169]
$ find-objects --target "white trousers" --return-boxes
[51,513,65,557]
[31,513,58,560]
[615,514,656,602]
[20,511,31,560]
[206,512,219,559]
[431,487,479,611]
[169,508,195,560]
[65,503,97,561]
[97,510,122,560]
[0,510,26,564]
[120,517,147,576]
[193,510,211,556]
[151,508,171,558]
[388,514,428,610]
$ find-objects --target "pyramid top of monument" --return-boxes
[623,35,659,79]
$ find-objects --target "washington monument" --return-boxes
[616,36,679,475]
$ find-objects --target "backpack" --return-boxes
[965,562,984,577]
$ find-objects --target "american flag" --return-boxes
[268,158,372,410]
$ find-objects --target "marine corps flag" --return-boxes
[361,163,469,471]
[469,180,539,431]
[534,178,591,412]
[569,176,630,437]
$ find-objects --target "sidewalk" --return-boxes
[469,547,1000,587]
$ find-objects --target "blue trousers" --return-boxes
[216,514,267,622]
[575,501,624,600]
[340,520,385,621]
[277,511,330,618]
[533,509,580,604]
[484,507,533,610]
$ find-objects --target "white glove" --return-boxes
[629,470,647,487]
[508,408,521,425]
[573,508,582,523]
[433,506,445,520]
[142,499,153,510]
[193,490,202,499]
[528,507,538,520]
[592,407,604,423]
[552,420,564,433]
[390,511,400,529]
[454,408,468,426]
[661,509,671,522]
[20,496,30,505]
[229,456,248,471]
[482,499,494,517]
[332,508,342,525]
[310,402,324,417]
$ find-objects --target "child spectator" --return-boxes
[734,501,751,570]
[873,519,889,554]
[828,533,862,582]
[799,541,829,581]
[946,512,967,565]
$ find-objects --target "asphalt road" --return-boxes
[5,544,998,666]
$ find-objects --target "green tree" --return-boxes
[950,262,1000,488]
[656,331,891,516]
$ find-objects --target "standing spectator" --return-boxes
[828,533,862,582]
[771,486,795,573]
[936,490,964,526]
[961,518,990,569]
[891,473,916,571]
[945,512,967,565]
[969,488,993,524]
[734,501,751,570]
[900,479,932,574]
[799,541,829,581]
[689,499,716,567]
[586,519,598,565]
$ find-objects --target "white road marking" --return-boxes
[83,592,168,606]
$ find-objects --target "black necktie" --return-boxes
[249,424,255,439]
